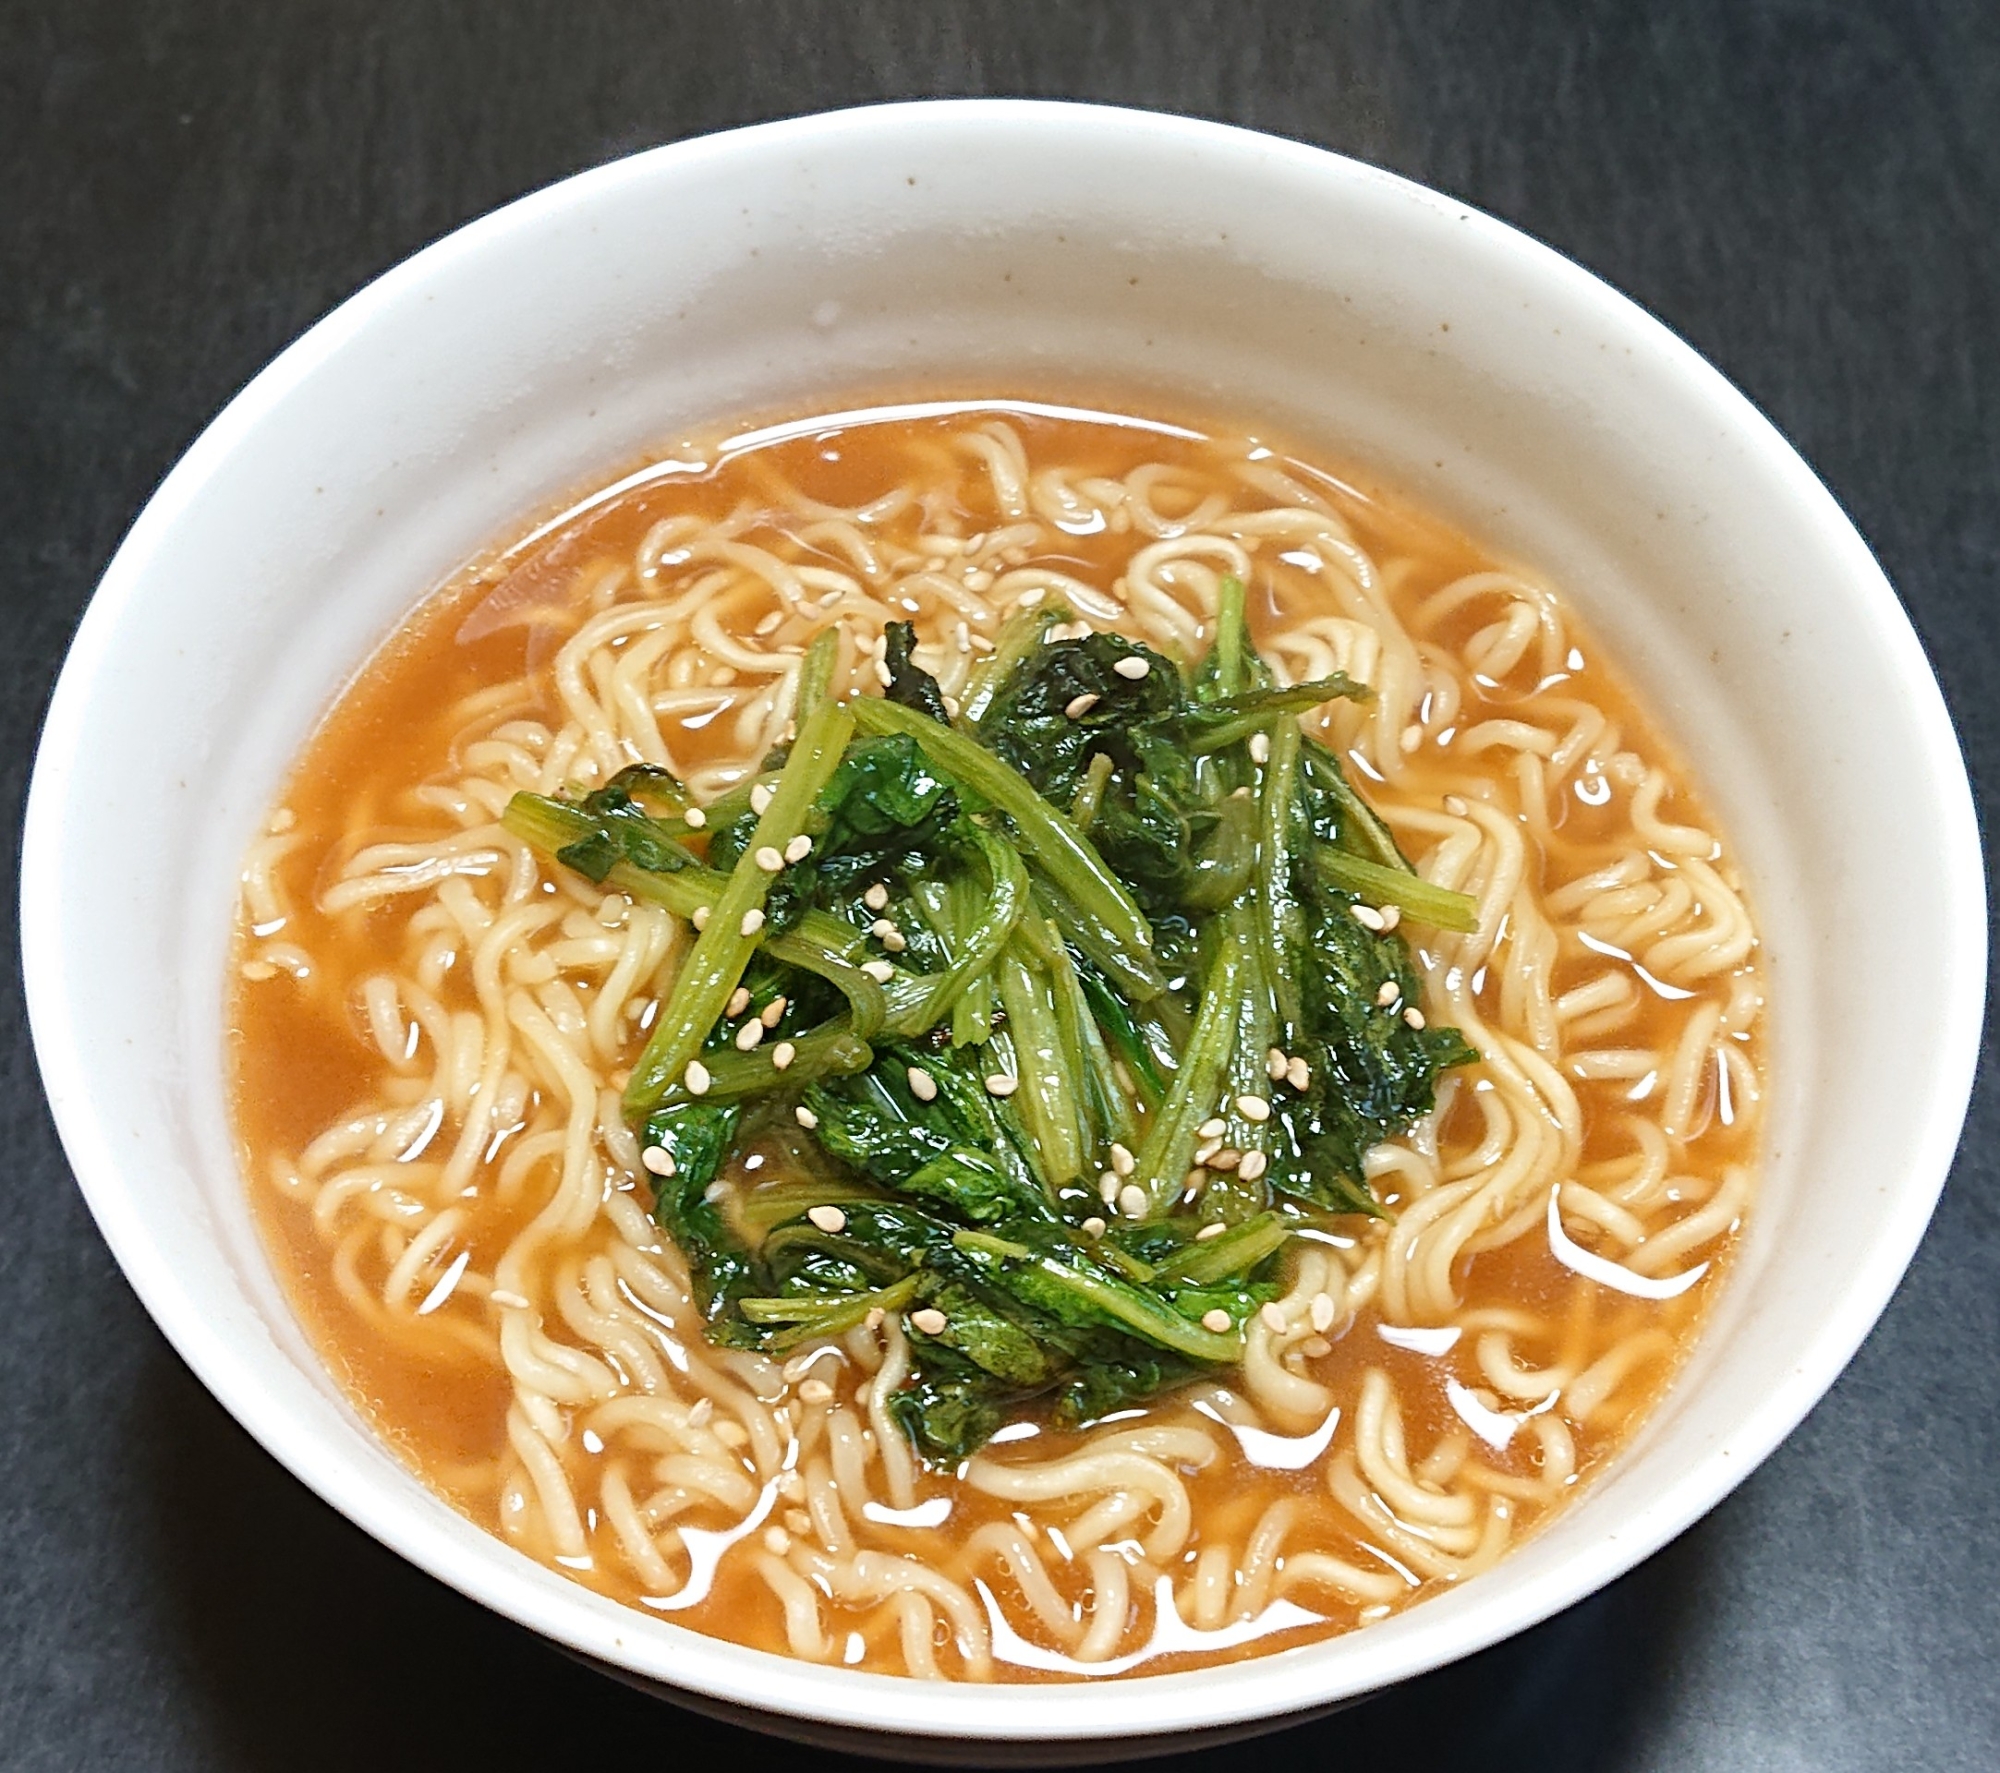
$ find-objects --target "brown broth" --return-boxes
[231,399,1757,1677]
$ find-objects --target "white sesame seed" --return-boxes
[684,1060,711,1095]
[1249,731,1271,764]
[715,1419,749,1448]
[687,1397,713,1427]
[807,1205,847,1233]
[907,1066,938,1102]
[1196,1117,1227,1140]
[754,845,784,873]
[1117,1183,1149,1219]
[1287,1057,1312,1090]
[985,1073,1019,1096]
[268,807,296,833]
[734,1020,765,1051]
[1378,904,1402,932]
[1237,1150,1270,1182]
[726,986,751,1018]
[740,908,766,936]
[1112,656,1151,680]
[1404,1007,1427,1029]
[1018,587,1046,608]
[596,893,630,927]
[489,1289,532,1310]
[1109,1142,1136,1177]
[641,1145,676,1177]
[795,1105,819,1129]
[942,694,961,718]
[1196,1222,1228,1242]
[1443,794,1469,816]
[883,928,907,951]
[754,610,784,636]
[863,883,890,910]
[1082,1216,1108,1238]
[1350,904,1386,931]
[910,1307,948,1335]
[798,1377,834,1406]
[1260,1302,1288,1333]
[704,1180,727,1203]
[771,1041,796,1071]
[762,1526,792,1556]
[861,959,895,982]
[1195,1141,1222,1166]
[1201,1309,1233,1333]
[1310,1292,1337,1332]
[873,659,894,687]
[1267,1047,1288,1080]
[1400,724,1424,754]
[691,906,711,930]
[750,784,774,815]
[683,805,707,829]
[785,835,814,864]
[1376,980,1401,1007]
[869,918,898,940]
[1064,692,1100,719]
[1236,1094,1271,1122]
[864,1307,885,1331]
[239,960,278,981]
[1098,1173,1121,1205]
[1301,1335,1333,1358]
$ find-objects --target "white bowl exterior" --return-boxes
[21,102,1985,1748]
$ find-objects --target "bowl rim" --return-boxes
[20,97,1988,1745]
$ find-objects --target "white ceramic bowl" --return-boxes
[21,101,1985,1761]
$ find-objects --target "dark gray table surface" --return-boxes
[4,3,1996,1768]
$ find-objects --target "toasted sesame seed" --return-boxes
[239,959,278,981]
[910,1307,948,1335]
[740,908,766,936]
[750,784,774,815]
[1185,1167,1210,1192]
[762,1526,792,1556]
[795,1105,818,1129]
[907,1065,939,1102]
[734,1020,764,1051]
[864,1307,885,1331]
[1443,794,1469,816]
[1376,980,1401,1007]
[1209,1149,1243,1172]
[1117,1183,1149,1219]
[692,906,711,930]
[641,1145,677,1177]
[1064,692,1100,719]
[1403,1007,1427,1029]
[1098,1173,1121,1205]
[1082,1216,1108,1237]
[1249,731,1271,764]
[1112,655,1151,680]
[1378,904,1402,931]
[1260,1302,1288,1333]
[1197,1117,1227,1140]
[1237,1150,1270,1182]
[1201,1309,1233,1333]
[684,1060,712,1095]
[726,986,752,1018]
[761,995,788,1026]
[1109,1142,1136,1177]
[985,1073,1019,1096]
[807,1205,847,1233]
[683,805,708,829]
[1310,1291,1337,1332]
[863,883,890,910]
[771,1041,796,1071]
[798,1377,834,1406]
[1350,903,1387,931]
[1236,1094,1272,1122]
[754,845,784,873]
[1287,1057,1311,1090]
[1267,1047,1289,1080]
[1196,1222,1228,1241]
[861,959,895,983]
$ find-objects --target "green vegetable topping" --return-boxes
[502,598,1479,1463]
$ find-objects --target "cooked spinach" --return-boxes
[501,595,1479,1462]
